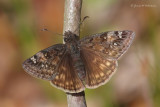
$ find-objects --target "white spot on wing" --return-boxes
[104,37,107,39]
[41,64,44,67]
[119,35,122,38]
[113,43,117,46]
[118,31,122,38]
[118,31,122,35]
[45,53,47,56]
[31,56,36,63]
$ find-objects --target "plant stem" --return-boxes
[63,0,82,35]
[67,92,87,107]
[63,0,87,107]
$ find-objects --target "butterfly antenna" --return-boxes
[81,16,89,24]
[74,16,89,33]
[41,28,62,36]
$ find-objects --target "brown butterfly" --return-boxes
[22,30,135,93]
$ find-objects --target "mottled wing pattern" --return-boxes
[80,30,135,60]
[50,52,85,93]
[22,44,66,80]
[79,30,134,88]
[81,47,118,88]
[22,30,135,93]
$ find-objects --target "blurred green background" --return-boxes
[0,0,160,107]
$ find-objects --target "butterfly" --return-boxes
[22,30,135,93]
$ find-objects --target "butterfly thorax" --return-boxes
[64,31,79,44]
[64,31,86,81]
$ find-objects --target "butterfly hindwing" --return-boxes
[22,44,66,80]
[50,51,85,93]
[80,30,135,60]
[80,47,118,88]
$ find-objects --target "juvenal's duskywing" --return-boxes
[22,30,135,93]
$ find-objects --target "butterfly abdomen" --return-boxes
[69,43,86,81]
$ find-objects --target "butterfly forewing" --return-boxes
[50,52,85,93]
[80,30,135,60]
[80,47,118,88]
[22,44,66,80]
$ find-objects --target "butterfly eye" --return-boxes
[64,37,68,42]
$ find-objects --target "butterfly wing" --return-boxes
[23,44,84,93]
[22,44,66,80]
[50,51,85,93]
[80,30,135,60]
[79,30,134,88]
[80,47,118,88]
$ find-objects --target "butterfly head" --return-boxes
[64,31,79,43]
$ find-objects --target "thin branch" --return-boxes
[63,0,87,107]
[63,0,82,35]
[67,92,87,107]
